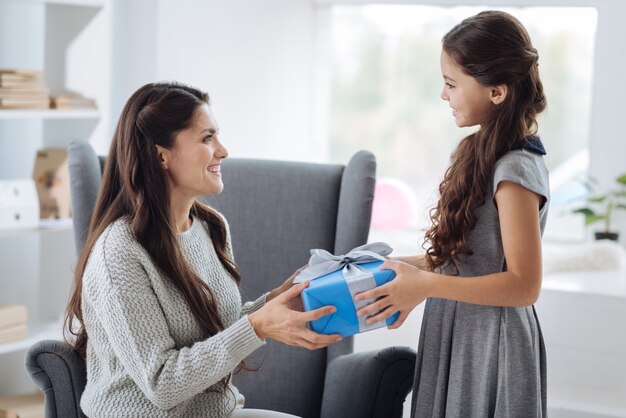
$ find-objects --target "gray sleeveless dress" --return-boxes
[411,149,549,418]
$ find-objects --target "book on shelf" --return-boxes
[0,69,43,78]
[0,304,27,329]
[0,79,46,89]
[0,393,44,418]
[0,69,48,105]
[0,70,45,89]
[50,93,97,110]
[0,88,50,100]
[0,323,27,345]
[0,98,49,110]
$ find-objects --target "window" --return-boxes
[316,5,597,250]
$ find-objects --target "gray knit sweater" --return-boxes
[80,215,267,418]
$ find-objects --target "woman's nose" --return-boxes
[216,138,229,159]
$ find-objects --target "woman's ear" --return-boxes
[489,84,508,105]
[155,145,170,169]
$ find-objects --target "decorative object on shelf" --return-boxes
[0,69,49,110]
[0,180,39,230]
[571,173,626,241]
[0,392,43,418]
[0,304,27,345]
[32,149,71,220]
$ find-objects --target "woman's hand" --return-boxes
[354,259,431,329]
[249,280,342,350]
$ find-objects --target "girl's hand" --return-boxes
[354,259,430,329]
[249,280,342,350]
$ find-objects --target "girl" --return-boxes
[355,11,548,417]
[64,82,340,418]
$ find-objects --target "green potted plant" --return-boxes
[572,173,626,241]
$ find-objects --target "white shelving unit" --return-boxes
[0,109,100,120]
[0,321,61,356]
[0,0,108,396]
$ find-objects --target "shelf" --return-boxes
[0,220,73,238]
[1,0,104,7]
[0,321,61,356]
[0,109,100,120]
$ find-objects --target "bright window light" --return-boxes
[317,5,597,246]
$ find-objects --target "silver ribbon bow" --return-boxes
[295,242,393,332]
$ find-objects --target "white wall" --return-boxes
[108,0,319,162]
[109,0,157,153]
[587,0,626,238]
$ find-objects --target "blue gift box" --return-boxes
[301,260,399,337]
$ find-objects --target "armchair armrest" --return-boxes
[321,346,416,418]
[24,339,87,418]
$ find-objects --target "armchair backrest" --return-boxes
[67,140,377,417]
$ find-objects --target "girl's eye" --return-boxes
[445,83,455,89]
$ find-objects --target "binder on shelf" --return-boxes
[0,304,27,329]
[0,180,39,230]
[0,392,44,418]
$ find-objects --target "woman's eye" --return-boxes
[445,83,454,89]
[202,135,213,143]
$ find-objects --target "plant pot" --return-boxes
[594,231,619,241]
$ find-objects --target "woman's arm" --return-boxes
[87,248,264,411]
[354,181,543,326]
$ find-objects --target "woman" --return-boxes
[65,81,340,418]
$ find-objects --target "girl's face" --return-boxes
[440,50,497,128]
[159,104,228,200]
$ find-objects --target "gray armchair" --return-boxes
[25,139,416,418]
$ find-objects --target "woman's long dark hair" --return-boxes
[424,11,547,273]
[64,82,241,372]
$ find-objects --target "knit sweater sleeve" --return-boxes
[90,228,265,411]
[215,210,268,315]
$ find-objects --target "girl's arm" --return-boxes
[355,180,543,327]
[391,255,427,269]
[425,180,543,306]
[241,266,304,317]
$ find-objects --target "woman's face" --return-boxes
[160,104,228,200]
[439,50,495,128]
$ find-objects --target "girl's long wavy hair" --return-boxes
[424,11,547,273]
[64,82,241,375]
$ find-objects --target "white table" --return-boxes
[538,269,626,418]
